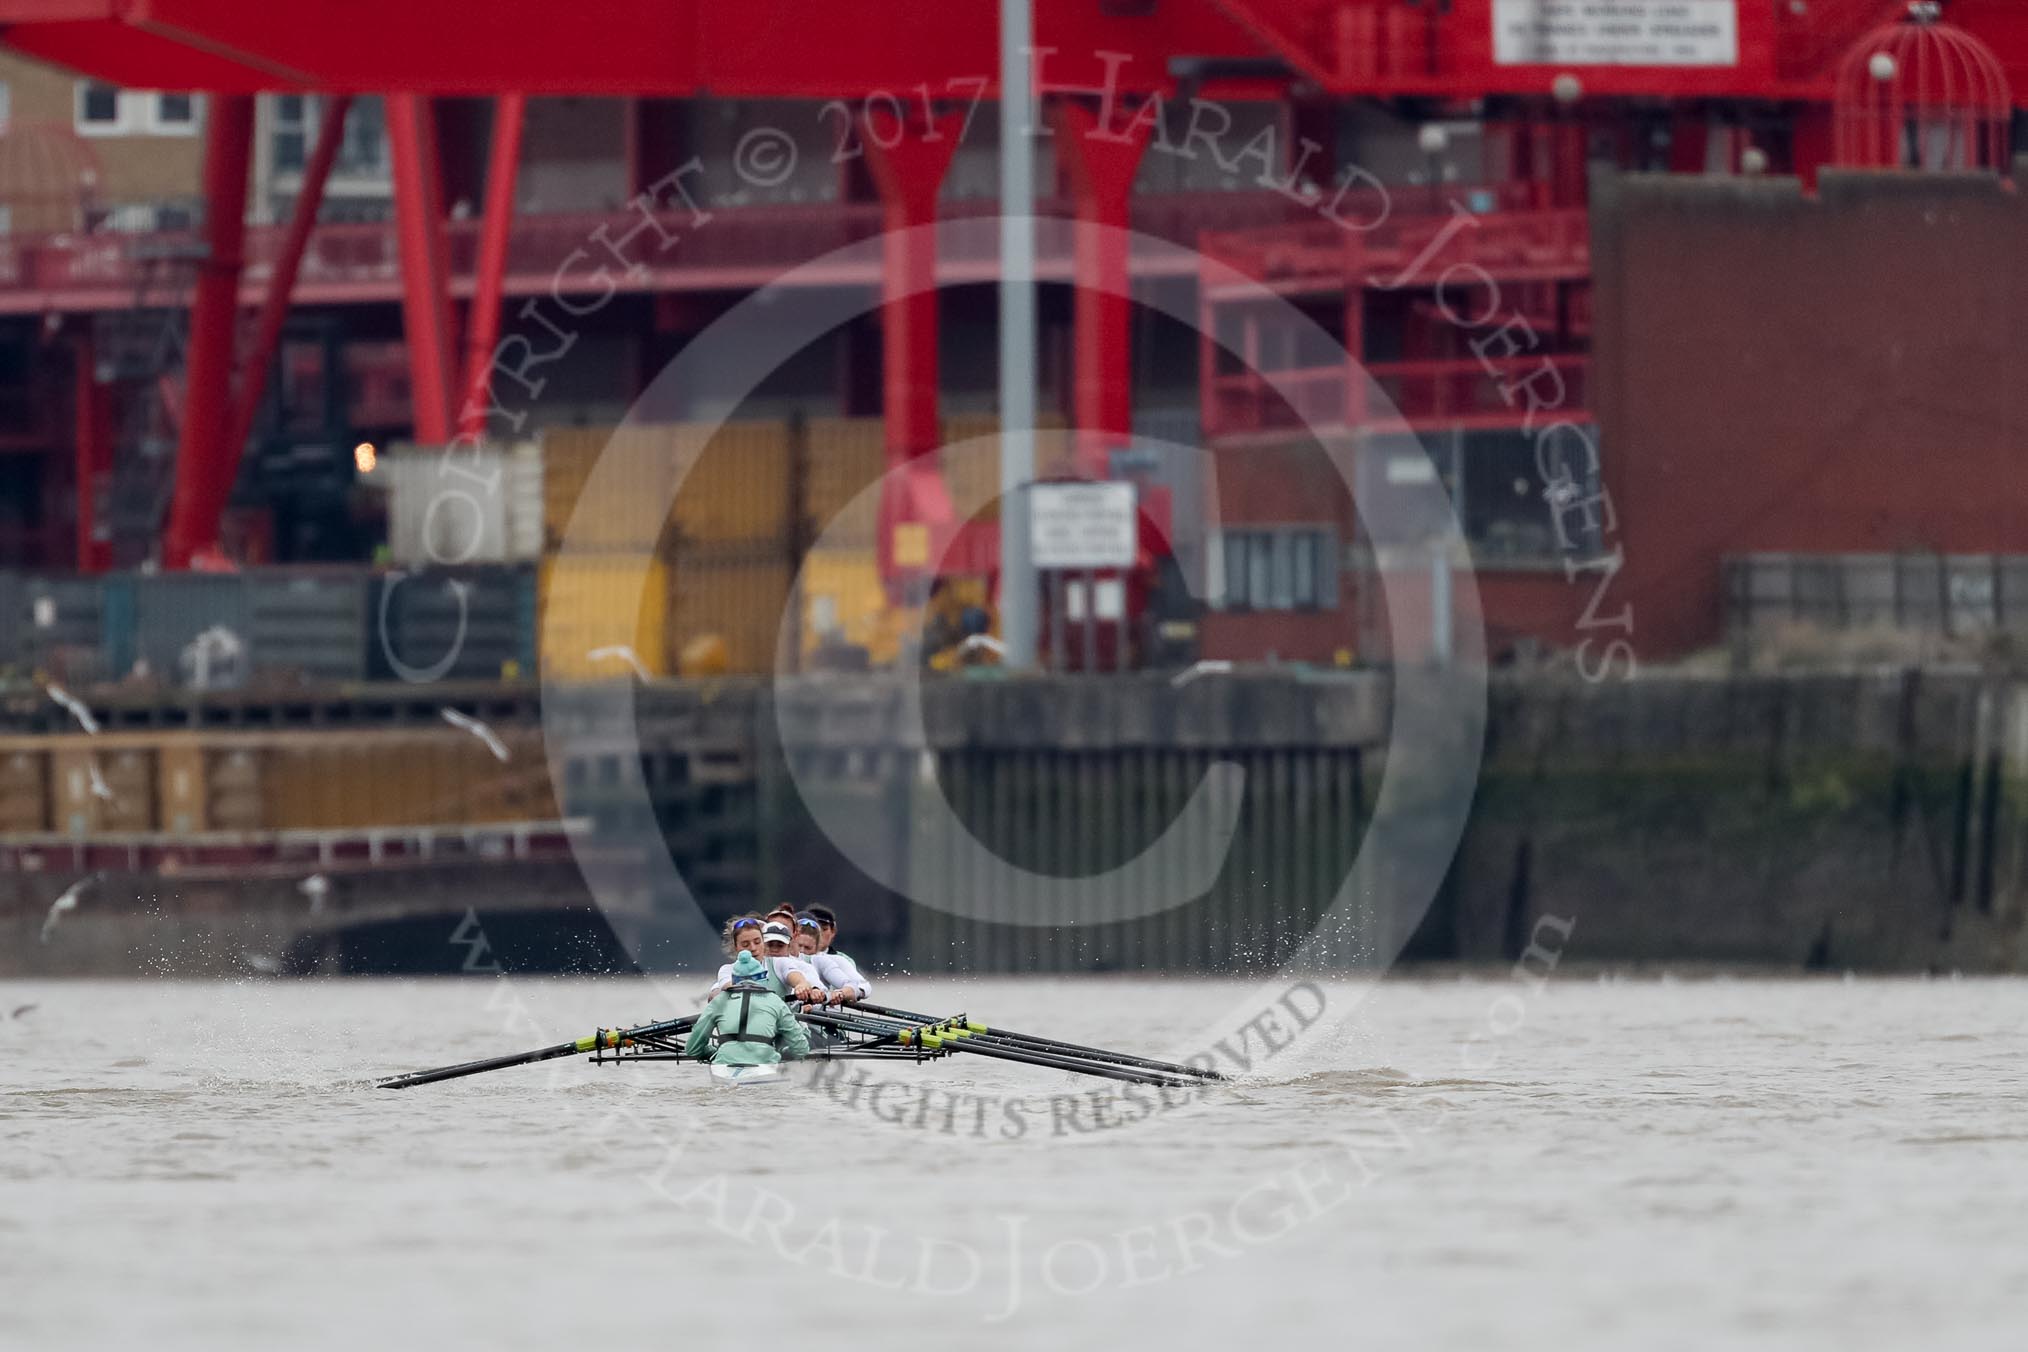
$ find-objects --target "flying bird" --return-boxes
[87,761,114,802]
[440,708,511,763]
[299,874,330,915]
[39,875,96,944]
[46,684,100,735]
[1170,659,1234,688]
[586,645,651,681]
[10,1004,38,1020]
[958,634,1006,659]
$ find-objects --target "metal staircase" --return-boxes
[90,234,208,569]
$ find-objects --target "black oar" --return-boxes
[378,1015,697,1089]
[849,1002,1227,1082]
[800,1009,1198,1088]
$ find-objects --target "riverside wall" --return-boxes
[5,670,2025,975]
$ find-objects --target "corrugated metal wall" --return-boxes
[903,745,1368,972]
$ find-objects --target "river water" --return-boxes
[3,973,2025,1350]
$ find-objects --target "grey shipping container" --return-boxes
[247,570,374,682]
[373,566,533,682]
[9,576,110,681]
[128,573,250,685]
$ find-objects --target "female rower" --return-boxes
[795,914,870,1005]
[683,951,809,1067]
[759,920,827,1002]
[706,915,766,996]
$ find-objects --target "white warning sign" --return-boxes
[1029,482,1138,571]
[1494,0,1739,68]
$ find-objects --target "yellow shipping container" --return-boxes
[667,552,795,676]
[803,417,887,551]
[937,414,1072,523]
[801,549,901,668]
[542,424,679,552]
[0,748,47,834]
[538,553,671,680]
[259,731,556,832]
[50,746,154,835]
[157,741,207,835]
[670,421,794,549]
[208,746,263,832]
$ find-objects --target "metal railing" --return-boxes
[0,190,1321,313]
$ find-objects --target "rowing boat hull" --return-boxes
[709,1062,786,1087]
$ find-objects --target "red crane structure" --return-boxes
[0,0,2023,580]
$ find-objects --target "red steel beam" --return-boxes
[458,93,526,443]
[161,92,254,571]
[386,93,459,444]
[860,109,964,587]
[1055,100,1153,477]
[861,109,965,462]
[7,1,2028,104]
[221,94,352,478]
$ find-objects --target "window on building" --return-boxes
[272,96,389,180]
[1216,527,1339,611]
[148,92,198,133]
[76,81,125,134]
[273,94,308,173]
[336,97,388,176]
[1357,425,1605,563]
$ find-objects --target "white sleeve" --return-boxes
[814,952,871,998]
[707,962,734,994]
[769,956,823,991]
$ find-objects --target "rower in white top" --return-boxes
[793,912,870,1004]
[758,919,827,1000]
[710,914,825,1003]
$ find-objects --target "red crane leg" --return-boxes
[387,93,459,444]
[861,110,963,584]
[861,110,964,461]
[223,95,352,471]
[458,93,526,443]
[1055,101,1151,477]
[162,93,254,571]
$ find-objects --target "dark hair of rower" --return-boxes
[721,914,765,958]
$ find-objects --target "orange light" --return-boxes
[354,442,378,474]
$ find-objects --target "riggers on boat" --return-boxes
[376,1000,1230,1091]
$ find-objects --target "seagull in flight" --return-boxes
[1170,659,1233,688]
[440,708,511,763]
[40,875,98,944]
[46,684,100,735]
[586,645,652,681]
[299,874,330,915]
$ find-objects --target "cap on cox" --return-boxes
[761,921,794,946]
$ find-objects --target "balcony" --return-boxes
[1207,354,1593,438]
[0,190,1315,315]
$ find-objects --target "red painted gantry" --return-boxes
[2,0,2026,571]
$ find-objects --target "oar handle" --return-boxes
[850,1003,1227,1082]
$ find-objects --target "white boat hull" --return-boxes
[710,1061,786,1087]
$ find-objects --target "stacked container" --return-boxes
[800,417,893,667]
[539,424,680,679]
[667,421,798,677]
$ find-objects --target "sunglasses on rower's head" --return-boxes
[731,918,762,931]
[794,917,821,932]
